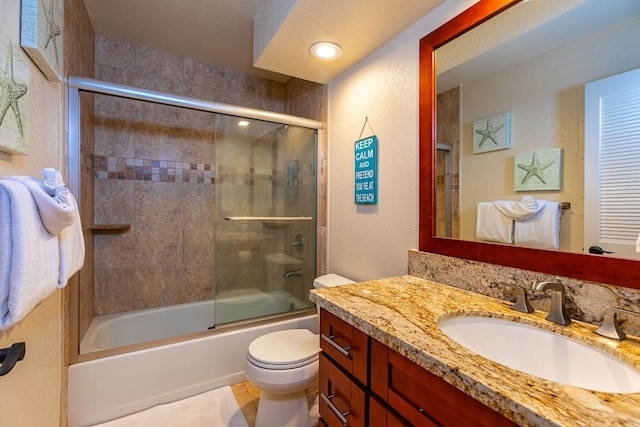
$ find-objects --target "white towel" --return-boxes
[6,171,84,287]
[636,232,640,253]
[42,167,72,208]
[0,186,12,320]
[57,192,84,287]
[6,175,75,234]
[476,202,514,244]
[492,196,546,221]
[0,179,60,329]
[514,202,561,249]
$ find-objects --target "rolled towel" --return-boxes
[492,195,545,221]
[42,167,72,208]
[6,175,75,234]
[0,179,59,329]
[476,202,514,244]
[514,202,561,250]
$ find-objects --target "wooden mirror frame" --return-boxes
[418,0,639,289]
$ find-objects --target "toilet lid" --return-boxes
[248,329,319,370]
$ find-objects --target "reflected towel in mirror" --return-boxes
[514,202,561,249]
[476,202,513,244]
[492,196,546,221]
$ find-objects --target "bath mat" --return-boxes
[94,386,249,427]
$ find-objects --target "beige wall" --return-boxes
[0,0,63,425]
[327,0,478,281]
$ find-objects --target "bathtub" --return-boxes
[69,291,317,427]
[80,289,310,353]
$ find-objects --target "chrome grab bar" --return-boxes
[224,216,313,221]
[320,392,351,425]
[321,334,351,358]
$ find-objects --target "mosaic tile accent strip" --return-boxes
[95,155,314,186]
[95,155,215,183]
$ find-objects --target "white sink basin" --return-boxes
[438,316,640,393]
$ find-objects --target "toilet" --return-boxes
[244,274,354,427]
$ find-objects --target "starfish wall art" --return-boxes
[472,112,510,154]
[0,36,31,155]
[514,148,563,191]
[20,0,63,82]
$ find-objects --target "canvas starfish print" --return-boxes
[514,148,563,191]
[0,36,31,155]
[20,0,63,82]
[472,112,510,154]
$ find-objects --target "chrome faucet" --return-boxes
[532,279,571,325]
[284,269,302,279]
[595,307,640,340]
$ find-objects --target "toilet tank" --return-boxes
[312,274,355,318]
[313,273,355,289]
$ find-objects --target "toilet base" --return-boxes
[255,389,312,427]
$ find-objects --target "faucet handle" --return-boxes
[595,307,640,340]
[502,284,534,314]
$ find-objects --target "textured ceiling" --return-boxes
[83,0,446,84]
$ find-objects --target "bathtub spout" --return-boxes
[284,269,302,279]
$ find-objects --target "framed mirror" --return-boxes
[419,0,640,289]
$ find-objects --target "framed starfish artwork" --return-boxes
[0,36,31,155]
[514,148,563,191]
[20,0,63,82]
[472,112,510,154]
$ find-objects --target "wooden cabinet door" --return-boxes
[371,338,518,427]
[320,309,369,385]
[319,353,366,427]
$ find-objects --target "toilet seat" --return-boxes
[247,329,319,370]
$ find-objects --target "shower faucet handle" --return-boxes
[289,234,304,252]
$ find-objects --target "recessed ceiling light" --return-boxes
[309,42,342,61]
[238,120,250,127]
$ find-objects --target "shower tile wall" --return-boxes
[92,37,326,315]
[93,99,217,314]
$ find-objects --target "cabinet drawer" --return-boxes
[319,309,369,385]
[371,339,518,427]
[319,352,366,427]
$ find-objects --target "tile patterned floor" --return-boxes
[231,381,261,427]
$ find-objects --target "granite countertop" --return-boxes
[309,275,640,427]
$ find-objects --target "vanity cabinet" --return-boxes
[319,308,519,427]
[318,309,369,426]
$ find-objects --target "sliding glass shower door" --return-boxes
[213,116,317,325]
